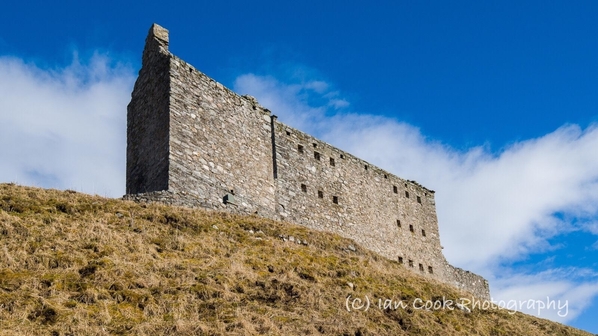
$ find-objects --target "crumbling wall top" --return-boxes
[147,23,169,50]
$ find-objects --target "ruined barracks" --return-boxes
[125,24,490,299]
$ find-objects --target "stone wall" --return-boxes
[126,23,490,299]
[449,266,491,299]
[167,54,277,217]
[273,122,450,283]
[126,26,171,194]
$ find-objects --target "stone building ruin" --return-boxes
[125,23,490,299]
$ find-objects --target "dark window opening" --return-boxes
[189,67,193,73]
[314,152,321,160]
[419,263,424,272]
[384,174,388,179]
[313,143,317,148]
[318,190,323,198]
[428,266,433,274]
[408,260,413,267]
[393,186,398,194]
[340,154,345,159]
[409,225,414,233]
[417,196,422,204]
[396,219,401,227]
[301,184,307,192]
[286,130,291,136]
[422,229,426,237]
[405,191,410,198]
[365,165,368,170]
[404,183,407,187]
[330,157,335,166]
[332,196,339,204]
[298,145,304,153]
[398,257,404,264]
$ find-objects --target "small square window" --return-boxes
[332,196,339,204]
[330,157,335,166]
[405,191,410,198]
[301,184,307,192]
[408,260,413,267]
[393,186,398,194]
[314,152,321,160]
[313,143,317,148]
[419,263,424,272]
[298,145,304,153]
[396,219,401,227]
[340,154,345,159]
[409,225,414,233]
[364,165,368,170]
[428,266,433,274]
[398,257,404,264]
[384,174,388,179]
[318,190,323,198]
[417,196,421,204]
[422,229,426,237]
[286,130,291,136]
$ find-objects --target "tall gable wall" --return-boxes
[126,25,171,194]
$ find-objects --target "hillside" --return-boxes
[0,183,591,335]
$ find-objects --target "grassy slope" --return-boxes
[0,184,590,336]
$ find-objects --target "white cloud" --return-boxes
[491,268,598,323]
[0,53,134,197]
[234,74,598,270]
[328,98,350,109]
[304,80,328,93]
[585,222,598,235]
[234,73,598,326]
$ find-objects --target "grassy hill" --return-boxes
[0,183,591,335]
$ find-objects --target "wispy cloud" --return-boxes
[0,53,135,196]
[234,71,598,325]
[235,74,598,267]
[491,268,598,323]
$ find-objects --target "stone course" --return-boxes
[125,23,490,299]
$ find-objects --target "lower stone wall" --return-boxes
[123,191,490,299]
[123,190,276,218]
[447,265,490,299]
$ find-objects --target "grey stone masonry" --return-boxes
[125,23,490,300]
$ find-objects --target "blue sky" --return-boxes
[1,1,598,332]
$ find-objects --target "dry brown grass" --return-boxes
[0,183,591,335]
